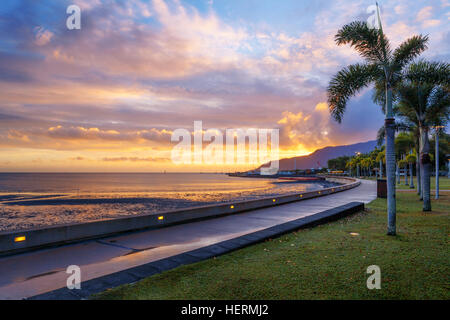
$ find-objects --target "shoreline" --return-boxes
[0,177,359,256]
[0,180,341,232]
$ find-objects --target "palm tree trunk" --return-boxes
[385,118,396,235]
[415,138,421,196]
[417,158,422,196]
[420,126,431,211]
[419,161,423,201]
[404,165,408,185]
[409,163,414,188]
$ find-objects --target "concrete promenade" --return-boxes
[0,179,376,299]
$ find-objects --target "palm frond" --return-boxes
[377,125,385,146]
[372,80,386,109]
[395,120,414,132]
[405,60,450,86]
[396,83,423,117]
[327,63,380,122]
[392,61,450,129]
[335,21,391,63]
[426,86,450,126]
[392,35,429,71]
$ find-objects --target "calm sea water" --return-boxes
[0,173,290,194]
[0,173,336,231]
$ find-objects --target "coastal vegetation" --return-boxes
[327,15,429,235]
[335,132,449,179]
[327,156,351,172]
[327,12,449,228]
[328,131,449,198]
[374,60,449,208]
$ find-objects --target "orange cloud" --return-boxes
[277,102,339,152]
[102,156,170,162]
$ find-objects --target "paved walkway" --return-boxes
[0,179,376,299]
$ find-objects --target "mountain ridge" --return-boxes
[260,140,378,171]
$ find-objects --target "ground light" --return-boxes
[14,236,26,242]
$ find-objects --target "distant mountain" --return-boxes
[260,140,378,171]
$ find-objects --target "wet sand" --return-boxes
[0,180,340,232]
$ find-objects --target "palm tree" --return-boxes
[327,15,429,235]
[398,159,408,185]
[346,158,358,176]
[394,133,415,185]
[376,150,385,178]
[345,160,352,176]
[393,61,449,211]
[377,108,423,196]
[361,158,370,177]
[406,153,416,189]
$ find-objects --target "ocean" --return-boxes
[0,173,337,231]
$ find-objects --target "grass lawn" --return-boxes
[361,176,450,190]
[95,192,450,300]
[361,177,450,190]
[395,176,450,190]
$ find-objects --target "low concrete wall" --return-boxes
[0,176,360,256]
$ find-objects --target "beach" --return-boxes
[0,173,340,231]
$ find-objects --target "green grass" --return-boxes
[395,176,450,190]
[95,192,450,300]
[358,176,450,190]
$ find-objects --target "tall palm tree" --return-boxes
[346,158,358,176]
[376,150,385,178]
[361,158,371,177]
[378,108,423,196]
[393,61,449,211]
[406,153,416,189]
[327,16,428,235]
[394,132,415,185]
[398,159,408,184]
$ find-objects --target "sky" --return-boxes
[0,0,448,172]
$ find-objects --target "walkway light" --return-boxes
[158,216,164,221]
[14,236,26,242]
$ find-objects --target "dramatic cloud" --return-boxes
[0,0,448,171]
[102,156,170,162]
[46,126,172,143]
